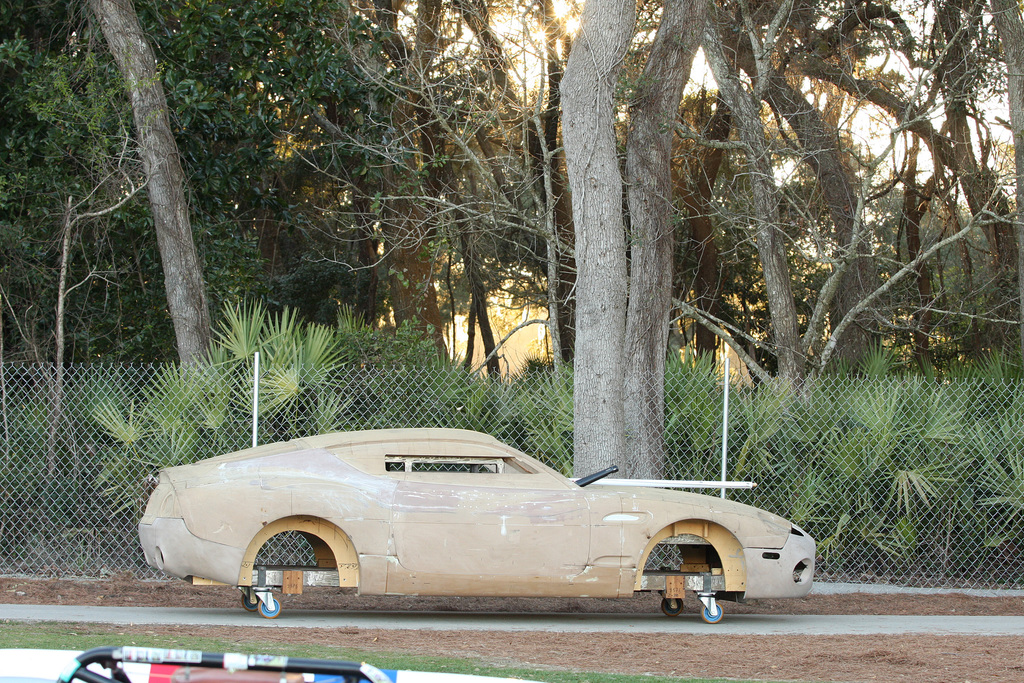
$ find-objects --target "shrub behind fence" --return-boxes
[0,362,1021,588]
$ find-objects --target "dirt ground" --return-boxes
[3,575,1023,682]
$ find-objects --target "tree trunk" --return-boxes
[384,195,447,356]
[940,0,1016,275]
[704,24,804,382]
[623,0,707,479]
[991,0,1024,358]
[397,0,448,358]
[463,303,477,370]
[352,194,380,328]
[677,100,731,356]
[543,0,577,362]
[462,234,501,376]
[553,176,577,363]
[900,140,936,369]
[561,0,634,476]
[88,0,211,363]
[759,71,876,365]
[47,199,74,478]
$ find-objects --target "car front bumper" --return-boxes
[741,525,816,599]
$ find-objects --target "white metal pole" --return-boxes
[721,355,730,499]
[251,350,260,450]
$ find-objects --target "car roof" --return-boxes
[166,428,571,482]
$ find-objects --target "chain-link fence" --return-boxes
[1,362,1022,589]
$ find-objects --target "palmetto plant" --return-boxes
[975,388,1024,551]
[89,365,251,514]
[212,302,350,440]
[981,449,1024,535]
[662,353,723,481]
[514,366,574,474]
[733,380,796,480]
[214,300,269,362]
[261,309,344,395]
[721,375,990,579]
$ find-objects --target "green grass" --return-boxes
[0,622,769,683]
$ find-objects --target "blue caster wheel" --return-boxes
[258,596,281,619]
[241,590,259,612]
[701,603,723,624]
[660,597,684,617]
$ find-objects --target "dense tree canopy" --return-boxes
[2,0,1024,469]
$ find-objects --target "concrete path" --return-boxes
[3,604,1023,636]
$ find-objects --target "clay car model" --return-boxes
[139,428,815,623]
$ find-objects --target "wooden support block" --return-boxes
[192,576,228,586]
[680,546,711,573]
[283,570,304,594]
[665,574,686,599]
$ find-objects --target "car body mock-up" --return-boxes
[138,428,815,622]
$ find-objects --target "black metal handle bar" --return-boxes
[57,646,391,683]
[575,464,619,487]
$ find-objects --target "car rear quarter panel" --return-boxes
[164,449,395,578]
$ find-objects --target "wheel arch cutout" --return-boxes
[634,519,747,593]
[237,515,359,589]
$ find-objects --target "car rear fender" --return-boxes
[633,519,747,593]
[237,515,359,589]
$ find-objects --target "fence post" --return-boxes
[720,355,730,499]
[252,351,260,448]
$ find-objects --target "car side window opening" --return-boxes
[384,456,532,474]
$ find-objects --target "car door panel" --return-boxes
[390,478,590,580]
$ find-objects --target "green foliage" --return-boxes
[270,260,375,326]
[89,364,250,513]
[857,344,901,378]
[206,300,441,439]
[663,352,723,481]
[215,301,269,361]
[513,367,575,474]
[721,376,1010,582]
[0,14,181,362]
[333,307,439,367]
[1,0,377,362]
[146,0,375,327]
[214,300,437,369]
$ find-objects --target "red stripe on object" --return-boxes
[148,664,182,682]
